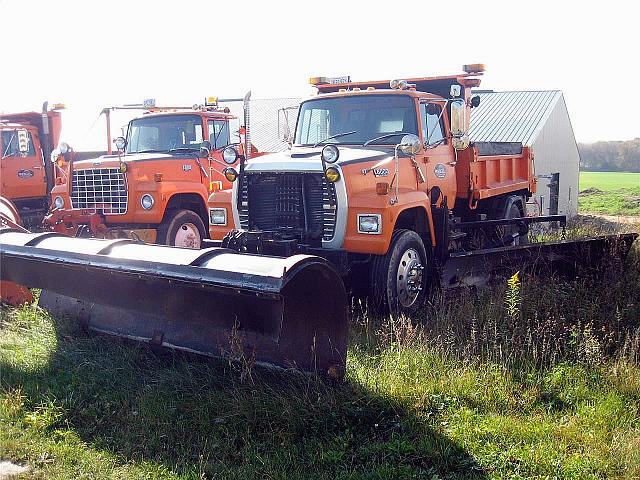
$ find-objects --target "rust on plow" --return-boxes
[0,230,348,379]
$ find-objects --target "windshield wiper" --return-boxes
[167,147,199,154]
[313,131,357,148]
[363,131,412,147]
[136,149,167,154]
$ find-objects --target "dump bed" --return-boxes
[455,142,535,201]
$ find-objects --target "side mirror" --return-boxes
[114,136,127,152]
[398,134,421,155]
[200,140,212,157]
[470,95,481,108]
[450,99,469,151]
[17,129,29,154]
[278,107,296,145]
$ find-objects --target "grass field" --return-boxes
[1,222,639,479]
[579,171,640,216]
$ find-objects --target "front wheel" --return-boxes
[369,229,429,316]
[157,209,206,248]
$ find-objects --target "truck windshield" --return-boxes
[295,94,418,147]
[126,115,204,154]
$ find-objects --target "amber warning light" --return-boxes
[309,76,351,86]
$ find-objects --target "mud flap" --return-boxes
[0,231,348,378]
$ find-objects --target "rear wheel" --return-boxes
[501,201,529,246]
[157,209,206,248]
[369,229,428,316]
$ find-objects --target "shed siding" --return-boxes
[530,96,580,217]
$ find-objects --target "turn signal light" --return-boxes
[119,162,128,173]
[324,167,340,183]
[376,182,389,195]
[224,167,238,182]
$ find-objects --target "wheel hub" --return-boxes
[396,248,424,308]
[174,222,201,249]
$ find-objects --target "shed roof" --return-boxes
[470,90,562,146]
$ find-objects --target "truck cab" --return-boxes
[0,105,63,229]
[48,106,244,247]
[213,66,537,314]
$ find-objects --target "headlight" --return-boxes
[358,214,381,234]
[209,208,227,226]
[222,146,238,164]
[114,136,127,151]
[324,167,340,183]
[53,196,64,209]
[140,194,154,210]
[321,144,339,164]
[224,167,238,182]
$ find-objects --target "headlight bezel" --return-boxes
[140,194,155,210]
[222,146,239,165]
[321,144,339,164]
[209,207,227,226]
[357,213,382,235]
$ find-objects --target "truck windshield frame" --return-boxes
[294,94,418,147]
[126,114,204,154]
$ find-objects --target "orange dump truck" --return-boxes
[47,99,249,247]
[0,103,65,228]
[211,66,547,313]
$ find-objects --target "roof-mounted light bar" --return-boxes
[309,76,351,86]
[463,63,485,74]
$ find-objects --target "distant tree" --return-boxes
[579,139,640,172]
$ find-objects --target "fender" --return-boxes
[343,190,435,255]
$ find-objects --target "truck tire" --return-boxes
[504,201,529,246]
[369,229,428,316]
[157,209,206,249]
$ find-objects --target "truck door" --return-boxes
[418,102,457,208]
[0,128,47,201]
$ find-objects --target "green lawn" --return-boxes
[1,238,639,479]
[579,171,640,215]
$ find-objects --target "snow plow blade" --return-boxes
[0,231,348,378]
[441,233,638,288]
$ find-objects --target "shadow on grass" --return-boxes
[0,308,487,480]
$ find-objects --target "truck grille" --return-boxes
[238,173,337,243]
[71,168,127,214]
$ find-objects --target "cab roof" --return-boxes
[314,73,482,100]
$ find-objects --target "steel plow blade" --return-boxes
[0,230,348,379]
[441,233,638,288]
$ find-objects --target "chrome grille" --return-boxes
[71,168,127,214]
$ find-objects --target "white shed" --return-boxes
[470,90,580,217]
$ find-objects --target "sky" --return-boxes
[1,0,638,149]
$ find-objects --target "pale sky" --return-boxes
[1,0,638,149]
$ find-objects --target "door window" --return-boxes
[1,130,35,157]
[420,103,446,146]
[208,120,230,149]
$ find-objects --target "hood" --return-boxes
[244,145,396,173]
[72,152,196,169]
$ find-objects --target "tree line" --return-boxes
[579,138,640,172]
